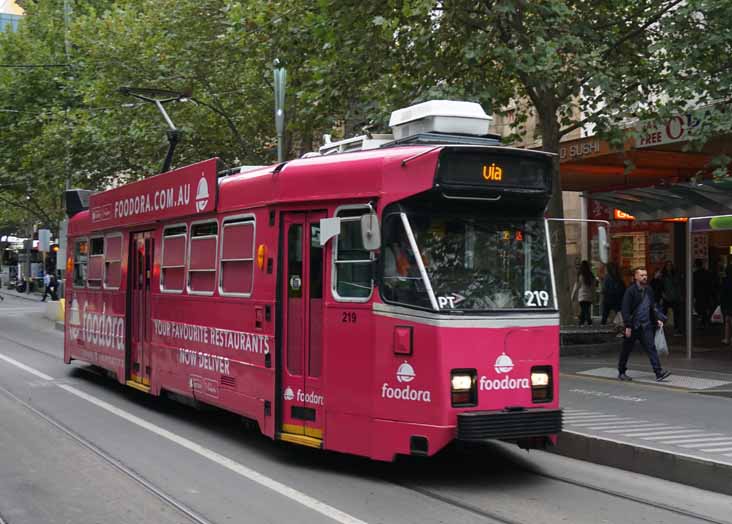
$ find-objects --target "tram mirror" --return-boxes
[598,226,609,264]
[361,214,381,251]
[319,217,341,246]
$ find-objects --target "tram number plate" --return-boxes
[342,311,357,323]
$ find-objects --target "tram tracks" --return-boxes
[392,482,523,524]
[0,331,62,363]
[0,327,729,524]
[393,463,730,524]
[525,466,729,524]
[0,382,215,524]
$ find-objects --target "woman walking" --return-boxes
[572,260,596,326]
[660,260,684,336]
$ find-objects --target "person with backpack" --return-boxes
[48,273,58,301]
[41,272,58,302]
[601,262,625,325]
[41,272,52,302]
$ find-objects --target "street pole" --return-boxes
[26,221,32,293]
[64,0,72,190]
[273,60,286,162]
[63,0,72,59]
[686,219,693,359]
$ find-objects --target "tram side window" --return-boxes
[73,239,88,287]
[161,225,186,292]
[188,221,218,294]
[219,219,254,296]
[87,237,104,288]
[104,234,122,289]
[333,209,373,300]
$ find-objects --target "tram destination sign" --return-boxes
[89,158,218,228]
[436,150,552,192]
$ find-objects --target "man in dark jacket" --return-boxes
[619,267,671,382]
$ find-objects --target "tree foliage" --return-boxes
[1,1,730,307]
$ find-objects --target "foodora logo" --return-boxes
[381,362,431,402]
[480,352,529,391]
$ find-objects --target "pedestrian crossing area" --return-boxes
[563,408,732,461]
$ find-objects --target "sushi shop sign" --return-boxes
[89,158,218,228]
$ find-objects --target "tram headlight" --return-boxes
[451,374,473,391]
[530,366,553,403]
[450,369,477,407]
[531,372,549,387]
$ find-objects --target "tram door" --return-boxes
[129,231,154,389]
[281,212,326,442]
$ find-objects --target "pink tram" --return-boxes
[64,101,562,461]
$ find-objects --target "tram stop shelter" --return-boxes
[557,108,732,359]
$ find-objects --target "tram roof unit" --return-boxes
[67,100,554,235]
[218,144,442,213]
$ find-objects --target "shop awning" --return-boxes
[590,178,732,220]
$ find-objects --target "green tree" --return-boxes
[300,0,729,322]
[3,0,731,322]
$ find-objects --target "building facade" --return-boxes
[0,0,23,32]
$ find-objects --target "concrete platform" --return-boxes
[556,350,732,495]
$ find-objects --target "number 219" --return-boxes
[524,290,550,307]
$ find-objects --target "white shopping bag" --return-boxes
[613,311,624,327]
[655,328,669,356]
[711,305,723,324]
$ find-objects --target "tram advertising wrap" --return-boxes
[64,100,562,461]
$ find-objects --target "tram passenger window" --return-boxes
[188,221,218,294]
[73,239,88,288]
[104,234,122,289]
[219,218,255,296]
[333,208,373,300]
[162,225,186,292]
[87,237,104,288]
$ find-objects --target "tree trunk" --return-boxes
[539,114,574,325]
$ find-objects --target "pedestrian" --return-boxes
[41,272,53,302]
[720,265,732,345]
[572,260,596,326]
[48,273,58,301]
[650,268,663,306]
[601,262,625,325]
[693,259,715,328]
[618,267,671,382]
[660,260,684,336]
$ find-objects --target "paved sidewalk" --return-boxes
[556,349,732,495]
[0,288,45,302]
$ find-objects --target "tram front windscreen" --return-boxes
[381,210,555,312]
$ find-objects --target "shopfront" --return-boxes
[558,109,732,357]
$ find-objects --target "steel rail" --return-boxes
[0,383,215,524]
[395,463,728,524]
[524,466,728,524]
[393,480,522,524]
